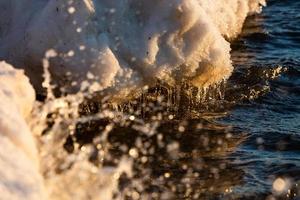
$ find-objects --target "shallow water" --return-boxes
[34,0,300,199]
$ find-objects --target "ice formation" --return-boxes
[0,0,266,99]
[0,62,45,199]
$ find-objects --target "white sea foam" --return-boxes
[0,0,265,99]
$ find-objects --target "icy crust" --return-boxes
[0,62,45,200]
[0,0,265,99]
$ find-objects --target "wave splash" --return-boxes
[0,0,268,199]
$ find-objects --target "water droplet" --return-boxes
[129,148,138,158]
[68,7,76,14]
[273,178,287,193]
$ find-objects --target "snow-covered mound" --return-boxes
[0,0,265,98]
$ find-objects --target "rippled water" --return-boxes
[224,0,300,198]
[36,1,300,199]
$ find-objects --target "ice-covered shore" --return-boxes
[0,0,265,98]
[0,0,266,199]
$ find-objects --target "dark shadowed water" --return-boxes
[223,0,300,198]
[47,0,299,199]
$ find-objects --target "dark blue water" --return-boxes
[223,0,300,198]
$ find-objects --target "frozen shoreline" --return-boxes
[0,0,266,199]
[0,0,265,98]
